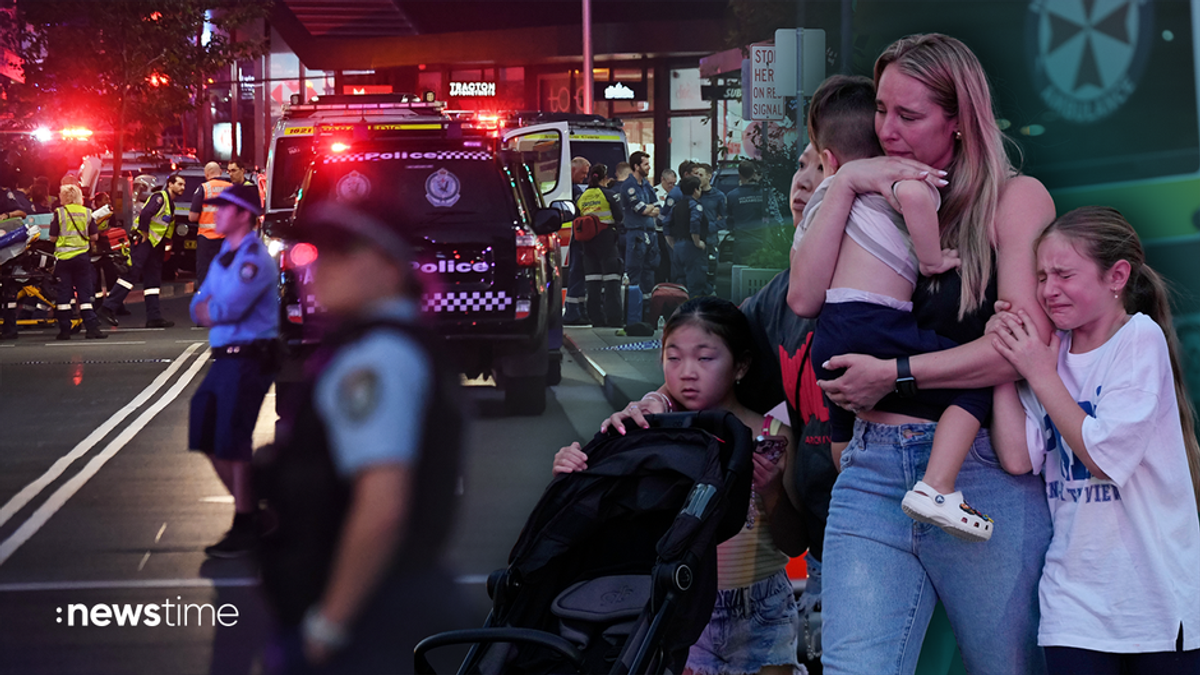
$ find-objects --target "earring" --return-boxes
[955,130,962,140]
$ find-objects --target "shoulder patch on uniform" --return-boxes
[240,262,258,281]
[627,187,636,195]
[338,368,380,422]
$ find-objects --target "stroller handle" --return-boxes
[641,410,753,480]
[413,627,585,675]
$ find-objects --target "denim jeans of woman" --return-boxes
[821,420,1052,675]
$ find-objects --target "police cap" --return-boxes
[204,183,263,217]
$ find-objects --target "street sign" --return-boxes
[744,44,784,120]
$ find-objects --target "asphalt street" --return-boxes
[0,295,616,675]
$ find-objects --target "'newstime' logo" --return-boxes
[57,598,239,627]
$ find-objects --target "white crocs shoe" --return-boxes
[901,480,994,542]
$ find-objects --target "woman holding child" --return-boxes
[787,34,1056,674]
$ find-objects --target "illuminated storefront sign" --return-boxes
[593,80,646,102]
[449,81,496,97]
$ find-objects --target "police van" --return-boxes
[266,100,569,415]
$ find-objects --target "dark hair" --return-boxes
[167,172,184,188]
[662,296,755,373]
[678,160,697,177]
[587,163,608,188]
[737,160,758,180]
[93,191,110,207]
[1038,206,1200,506]
[807,74,883,164]
[228,157,247,170]
[629,150,650,170]
[678,175,701,197]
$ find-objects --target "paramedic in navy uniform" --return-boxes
[260,200,467,673]
[188,183,278,558]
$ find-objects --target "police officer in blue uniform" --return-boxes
[188,183,278,558]
[256,199,467,673]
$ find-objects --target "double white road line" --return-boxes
[0,343,211,568]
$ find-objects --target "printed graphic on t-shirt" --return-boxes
[1039,388,1122,504]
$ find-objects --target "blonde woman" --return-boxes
[49,184,106,340]
[788,34,1055,674]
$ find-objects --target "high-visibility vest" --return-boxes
[578,187,616,226]
[146,190,173,247]
[53,205,92,261]
[197,179,232,239]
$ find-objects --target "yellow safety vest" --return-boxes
[54,204,92,261]
[198,179,232,239]
[577,187,616,226]
[146,189,173,247]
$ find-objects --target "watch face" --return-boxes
[896,378,918,398]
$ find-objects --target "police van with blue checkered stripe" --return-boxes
[265,95,569,415]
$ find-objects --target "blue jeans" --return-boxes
[821,420,1051,675]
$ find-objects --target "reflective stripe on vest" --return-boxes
[198,179,232,239]
[54,205,91,260]
[578,188,615,226]
[148,190,173,247]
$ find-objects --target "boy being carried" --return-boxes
[796,75,995,542]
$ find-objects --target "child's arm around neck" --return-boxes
[894,179,957,277]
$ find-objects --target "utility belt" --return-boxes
[213,339,278,362]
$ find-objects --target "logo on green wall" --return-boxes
[1028,0,1154,123]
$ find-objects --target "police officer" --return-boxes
[188,183,278,558]
[97,173,184,328]
[577,163,624,327]
[257,200,467,673]
[227,157,255,187]
[189,161,233,290]
[618,150,661,326]
[562,156,591,326]
[49,184,107,340]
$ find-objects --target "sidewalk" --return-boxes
[563,326,664,410]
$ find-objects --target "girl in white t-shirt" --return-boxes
[989,206,1200,675]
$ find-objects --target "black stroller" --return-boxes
[415,410,754,675]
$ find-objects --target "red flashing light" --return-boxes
[290,242,318,267]
[147,72,169,87]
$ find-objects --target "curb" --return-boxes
[562,331,659,412]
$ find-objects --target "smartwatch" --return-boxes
[894,356,918,398]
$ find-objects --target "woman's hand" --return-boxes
[818,353,895,412]
[836,156,947,211]
[600,397,667,435]
[552,442,588,475]
[992,309,1059,381]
